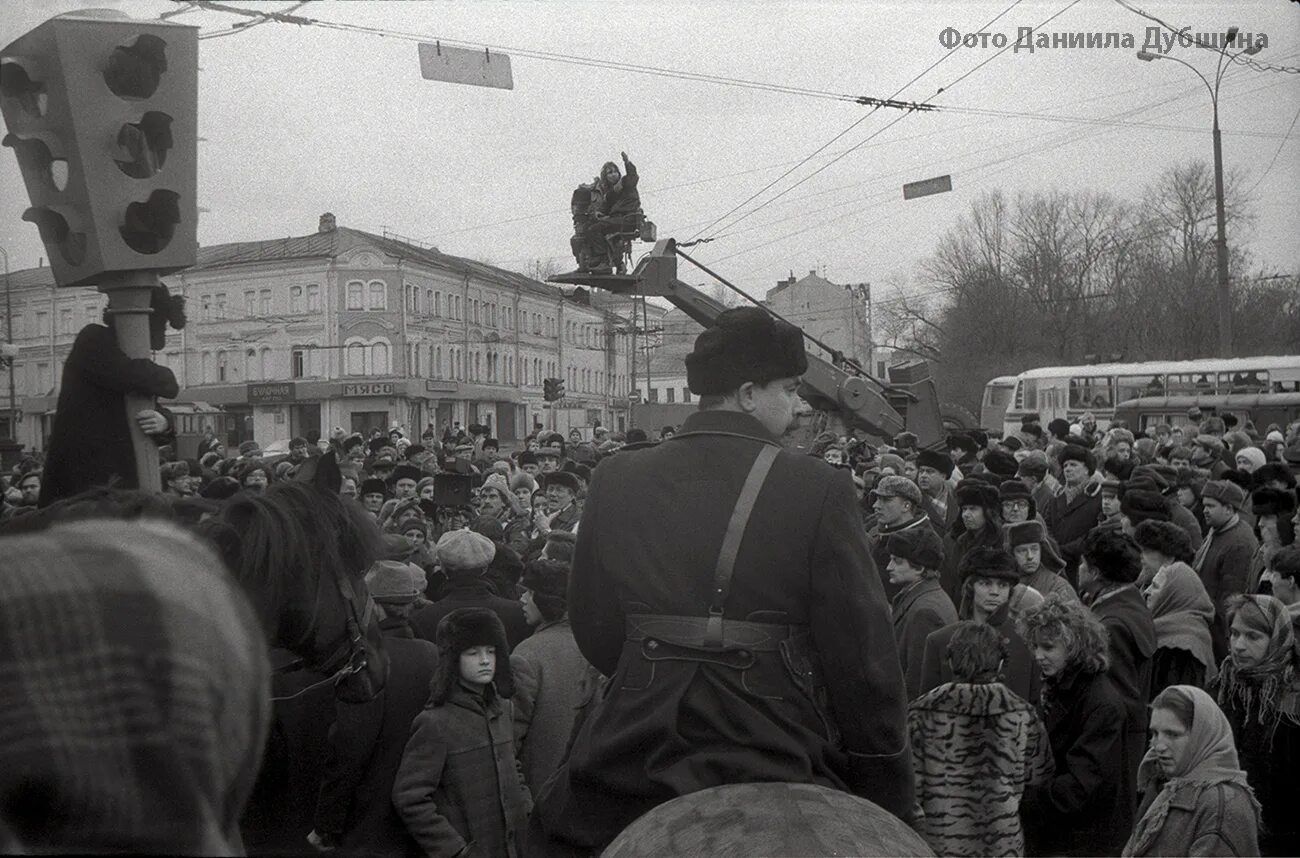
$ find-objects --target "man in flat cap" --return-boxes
[535,306,913,852]
[409,529,530,650]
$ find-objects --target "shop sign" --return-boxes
[342,382,396,397]
[247,382,295,404]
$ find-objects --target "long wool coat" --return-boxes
[892,578,958,701]
[544,410,913,850]
[908,681,1054,857]
[392,682,530,858]
[509,619,597,795]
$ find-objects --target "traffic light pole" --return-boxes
[102,271,162,493]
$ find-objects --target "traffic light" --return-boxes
[0,10,197,289]
[543,377,566,402]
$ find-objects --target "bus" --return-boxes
[1112,392,1300,435]
[989,355,1300,437]
[981,376,1018,433]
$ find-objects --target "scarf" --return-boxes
[1192,513,1240,573]
[1213,595,1300,727]
[1147,562,1217,685]
[1122,686,1259,856]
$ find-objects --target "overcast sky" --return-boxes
[3,0,1297,308]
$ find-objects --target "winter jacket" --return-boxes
[1220,685,1300,856]
[1023,668,1130,857]
[909,681,1054,857]
[920,605,1042,706]
[412,578,532,651]
[1043,483,1103,588]
[509,619,597,795]
[1194,518,1259,661]
[1125,780,1260,857]
[392,682,530,858]
[892,578,958,701]
[1089,585,1157,820]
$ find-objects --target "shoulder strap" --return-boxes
[704,444,780,648]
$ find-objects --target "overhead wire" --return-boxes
[1110,0,1300,74]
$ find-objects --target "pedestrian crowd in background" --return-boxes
[2,371,1299,856]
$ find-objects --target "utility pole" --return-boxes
[1,247,14,440]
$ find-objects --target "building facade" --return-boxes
[764,270,871,368]
[0,215,639,451]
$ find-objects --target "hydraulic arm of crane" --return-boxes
[550,238,945,446]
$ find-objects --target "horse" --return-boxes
[601,782,934,858]
[200,452,393,853]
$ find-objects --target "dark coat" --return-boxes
[1220,688,1300,857]
[39,324,178,506]
[920,605,1042,705]
[597,158,640,217]
[1023,668,1130,857]
[867,514,943,601]
[1194,518,1259,662]
[411,578,531,651]
[891,578,958,701]
[392,683,530,858]
[313,631,438,858]
[1089,584,1157,818]
[1042,484,1103,588]
[543,410,913,850]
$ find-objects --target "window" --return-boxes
[201,352,213,383]
[434,292,442,317]
[371,342,389,374]
[215,293,228,319]
[244,290,256,316]
[292,348,307,379]
[666,387,675,403]
[201,295,212,321]
[290,286,303,314]
[1221,370,1268,394]
[59,308,73,335]
[368,281,386,311]
[1067,376,1113,409]
[260,289,271,315]
[83,304,97,325]
[246,348,259,381]
[649,387,659,403]
[36,312,49,336]
[347,281,364,310]
[307,284,321,312]
[434,346,442,378]
[346,343,365,376]
[217,351,228,382]
[425,289,433,316]
[682,387,692,403]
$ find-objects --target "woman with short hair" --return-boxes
[1121,685,1260,856]
[1020,595,1131,857]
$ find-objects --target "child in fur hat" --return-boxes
[393,608,530,858]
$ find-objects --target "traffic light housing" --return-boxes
[543,377,565,402]
[0,10,197,289]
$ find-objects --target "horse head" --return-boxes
[211,452,389,702]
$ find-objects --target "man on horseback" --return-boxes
[534,307,914,851]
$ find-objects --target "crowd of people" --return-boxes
[2,305,1299,855]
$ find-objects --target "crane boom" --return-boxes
[550,238,945,447]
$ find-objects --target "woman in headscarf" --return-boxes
[1136,520,1216,695]
[1213,594,1300,856]
[1121,685,1260,856]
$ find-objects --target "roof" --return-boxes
[765,270,838,302]
[190,226,563,300]
[1016,355,1300,381]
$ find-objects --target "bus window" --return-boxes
[1165,374,1202,395]
[1220,370,1267,394]
[1118,375,1163,402]
[1069,376,1113,409]
[1272,379,1300,393]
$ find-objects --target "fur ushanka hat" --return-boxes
[430,607,514,705]
[685,306,807,395]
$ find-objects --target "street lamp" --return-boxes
[1137,28,1263,357]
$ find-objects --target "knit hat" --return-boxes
[685,306,808,395]
[1000,435,1024,452]
[959,547,1019,582]
[1234,447,1267,471]
[885,527,944,571]
[878,453,906,475]
[916,448,954,478]
[430,607,513,704]
[1251,488,1296,518]
[1058,444,1095,474]
[436,529,496,572]
[365,560,422,603]
[1201,480,1247,511]
[982,449,1019,479]
[1121,490,1170,526]
[869,474,923,508]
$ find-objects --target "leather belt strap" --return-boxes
[705,444,780,648]
[626,613,803,652]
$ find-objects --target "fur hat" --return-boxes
[1201,480,1247,511]
[1251,487,1297,518]
[237,440,260,457]
[509,472,538,494]
[540,470,581,494]
[1121,490,1170,526]
[368,437,389,455]
[359,477,388,497]
[1058,444,1095,474]
[998,479,1031,503]
[1000,435,1024,452]
[955,481,999,510]
[521,557,570,608]
[685,306,808,395]
[436,529,496,572]
[1254,463,1296,489]
[342,434,365,453]
[365,560,421,603]
[916,448,954,478]
[982,449,1019,479]
[947,433,978,456]
[430,607,513,704]
[885,527,944,571]
[1006,519,1049,549]
[959,547,1019,583]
